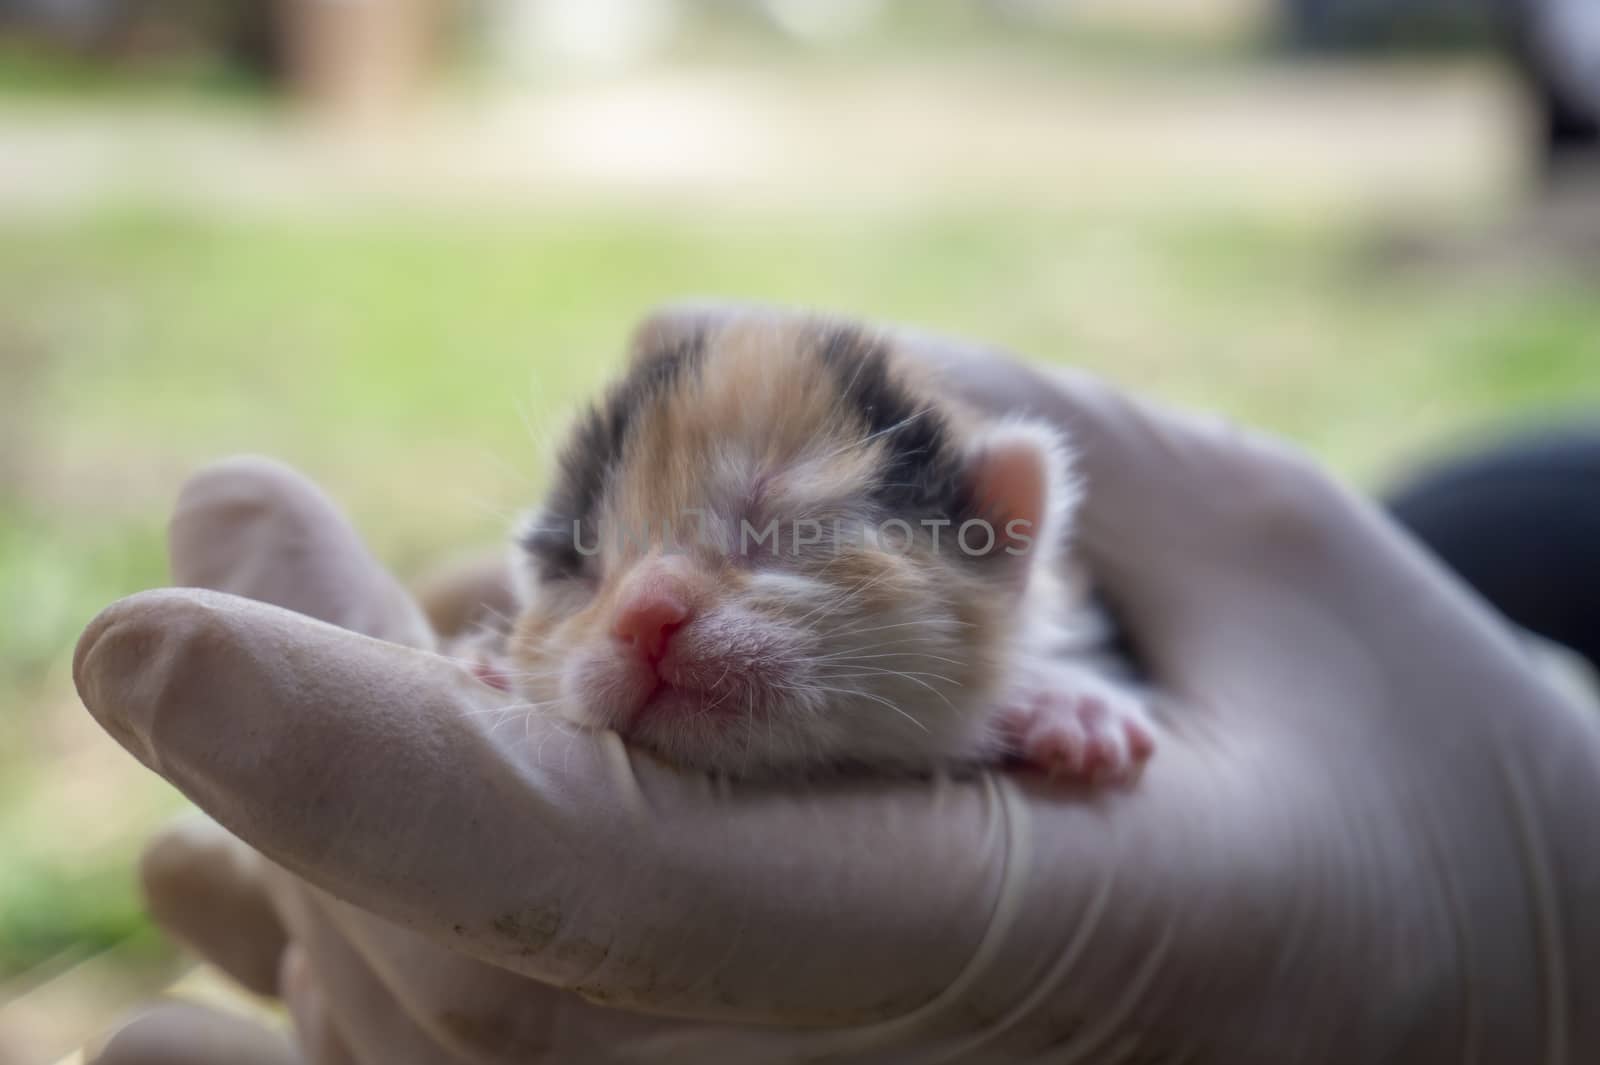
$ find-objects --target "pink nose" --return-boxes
[612,583,691,664]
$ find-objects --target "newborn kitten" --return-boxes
[495,314,1154,784]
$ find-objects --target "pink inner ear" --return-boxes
[969,435,1051,559]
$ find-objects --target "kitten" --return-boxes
[494,313,1154,784]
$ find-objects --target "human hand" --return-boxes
[79,309,1600,1063]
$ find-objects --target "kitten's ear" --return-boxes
[964,420,1079,572]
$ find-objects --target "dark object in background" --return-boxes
[0,0,273,70]
[225,0,280,81]
[1387,424,1600,672]
[0,0,121,44]
[1539,86,1600,173]
[0,0,448,112]
[1280,0,1498,51]
[1506,0,1600,177]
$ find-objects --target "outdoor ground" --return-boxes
[2,9,1598,1061]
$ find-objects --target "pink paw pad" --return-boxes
[1004,690,1154,787]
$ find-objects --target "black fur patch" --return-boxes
[522,327,706,581]
[814,324,978,529]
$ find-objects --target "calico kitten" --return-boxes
[497,313,1154,784]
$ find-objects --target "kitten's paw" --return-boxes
[1000,684,1154,787]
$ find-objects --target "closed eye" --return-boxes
[519,515,600,586]
[744,569,837,619]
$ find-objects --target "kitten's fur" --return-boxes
[499,313,1153,783]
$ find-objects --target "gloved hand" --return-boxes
[76,309,1600,1065]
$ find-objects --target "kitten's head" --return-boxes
[508,315,1077,775]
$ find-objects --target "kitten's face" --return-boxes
[507,319,1065,776]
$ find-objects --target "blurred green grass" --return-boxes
[2,198,1598,982]
[0,41,269,103]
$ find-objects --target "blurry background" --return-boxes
[0,0,1596,1060]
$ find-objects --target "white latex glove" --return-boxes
[76,309,1600,1065]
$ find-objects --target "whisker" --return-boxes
[463,697,565,719]
[788,567,899,628]
[818,618,975,640]
[811,667,962,710]
[813,650,968,668]
[813,668,962,686]
[774,683,928,734]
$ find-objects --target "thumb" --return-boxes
[71,588,1033,1027]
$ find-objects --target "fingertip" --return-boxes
[169,456,323,579]
[141,813,287,998]
[167,455,434,649]
[87,1001,300,1065]
[175,455,311,510]
[168,455,340,594]
[73,589,210,770]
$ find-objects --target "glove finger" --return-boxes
[169,455,433,650]
[139,811,288,997]
[87,1001,301,1065]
